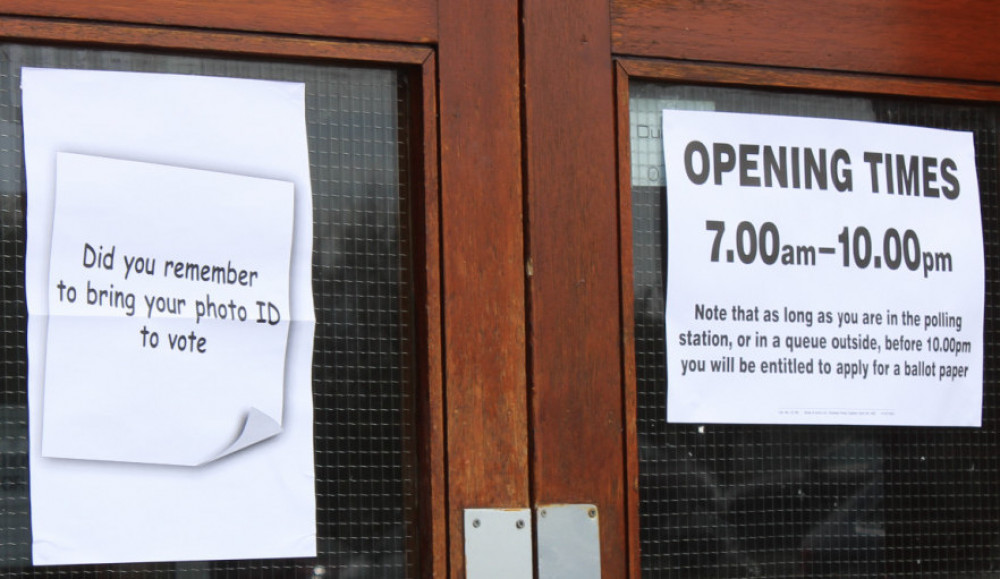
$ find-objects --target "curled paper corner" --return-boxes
[200,407,283,466]
[39,405,283,467]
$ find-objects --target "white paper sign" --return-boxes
[45,153,292,466]
[663,110,984,427]
[24,68,317,565]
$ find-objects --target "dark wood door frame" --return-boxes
[3,2,1000,577]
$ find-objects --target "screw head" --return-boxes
[588,508,597,519]
[516,519,525,529]
[472,518,481,528]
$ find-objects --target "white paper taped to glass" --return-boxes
[23,67,317,565]
[662,110,984,428]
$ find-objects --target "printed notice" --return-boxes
[44,154,292,466]
[663,110,984,427]
[24,68,316,565]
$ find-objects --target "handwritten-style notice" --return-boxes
[44,153,293,466]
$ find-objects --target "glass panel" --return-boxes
[631,81,1000,577]
[0,45,416,576]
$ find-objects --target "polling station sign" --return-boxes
[663,110,984,427]
[24,68,317,565]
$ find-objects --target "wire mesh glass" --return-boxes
[0,44,417,577]
[630,82,1000,577]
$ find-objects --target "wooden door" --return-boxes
[605,1,1000,577]
[0,2,530,577]
[1,1,999,577]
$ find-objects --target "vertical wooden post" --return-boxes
[437,0,530,576]
[522,0,629,576]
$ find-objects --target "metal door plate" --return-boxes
[464,508,532,578]
[537,503,601,579]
